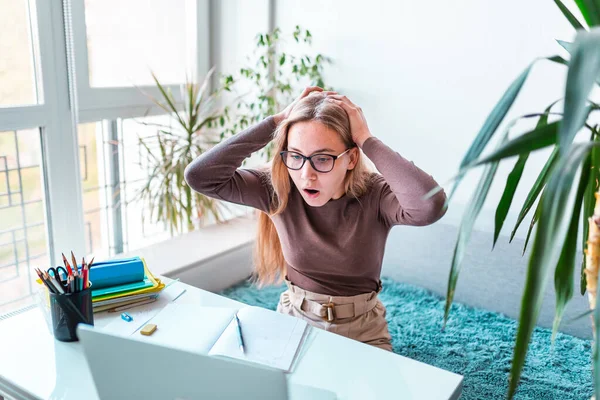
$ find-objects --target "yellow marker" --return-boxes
[140,324,157,336]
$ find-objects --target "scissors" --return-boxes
[47,266,70,289]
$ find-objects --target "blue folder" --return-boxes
[88,257,145,289]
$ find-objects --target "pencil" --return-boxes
[61,252,73,276]
[81,257,86,291]
[35,269,57,294]
[44,271,65,294]
[71,251,78,277]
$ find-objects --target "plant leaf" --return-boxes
[494,153,530,248]
[568,308,594,322]
[554,0,587,30]
[552,146,591,342]
[557,39,575,53]
[475,121,559,166]
[444,161,501,327]
[510,147,560,242]
[559,30,600,154]
[492,104,556,248]
[574,0,600,26]
[151,72,188,131]
[547,55,570,68]
[443,135,508,327]
[523,189,545,255]
[556,39,600,86]
[507,142,599,399]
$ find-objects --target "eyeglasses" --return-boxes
[279,149,351,173]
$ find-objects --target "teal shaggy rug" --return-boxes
[219,277,593,400]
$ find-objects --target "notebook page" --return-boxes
[133,303,238,354]
[208,306,308,372]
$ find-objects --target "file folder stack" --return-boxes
[89,257,165,312]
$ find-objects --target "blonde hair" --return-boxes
[253,93,373,286]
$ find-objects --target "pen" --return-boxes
[234,313,245,354]
[172,288,187,302]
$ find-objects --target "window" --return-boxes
[78,116,173,259]
[0,0,211,314]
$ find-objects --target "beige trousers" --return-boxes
[276,279,393,352]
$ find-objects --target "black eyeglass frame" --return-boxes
[279,149,352,173]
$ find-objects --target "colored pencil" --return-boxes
[71,251,78,277]
[61,252,73,276]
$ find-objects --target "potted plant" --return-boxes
[135,68,232,234]
[439,2,600,398]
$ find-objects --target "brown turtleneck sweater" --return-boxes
[184,116,446,296]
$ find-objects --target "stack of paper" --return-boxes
[92,260,165,312]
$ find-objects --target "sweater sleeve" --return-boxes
[183,116,277,213]
[361,137,447,227]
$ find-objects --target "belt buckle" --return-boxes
[322,302,335,322]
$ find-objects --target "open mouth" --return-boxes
[303,188,320,198]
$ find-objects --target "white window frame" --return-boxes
[0,0,211,268]
[69,0,210,123]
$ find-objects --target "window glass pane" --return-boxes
[0,128,49,315]
[0,0,39,106]
[78,115,251,260]
[78,122,110,258]
[120,116,172,251]
[84,0,195,88]
[78,117,172,259]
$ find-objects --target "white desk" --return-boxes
[0,281,463,400]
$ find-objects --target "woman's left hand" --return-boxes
[326,95,373,147]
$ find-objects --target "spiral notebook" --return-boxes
[125,303,309,372]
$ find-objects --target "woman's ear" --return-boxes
[347,148,359,170]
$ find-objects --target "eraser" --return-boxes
[140,323,157,336]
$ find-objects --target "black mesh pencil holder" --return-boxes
[49,285,94,342]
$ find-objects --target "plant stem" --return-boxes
[586,191,600,336]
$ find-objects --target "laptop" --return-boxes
[77,324,336,400]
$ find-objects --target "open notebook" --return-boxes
[125,303,309,372]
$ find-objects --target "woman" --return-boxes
[185,87,446,351]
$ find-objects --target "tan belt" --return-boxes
[286,287,380,322]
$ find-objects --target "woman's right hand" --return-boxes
[273,86,337,124]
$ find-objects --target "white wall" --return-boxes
[274,0,579,237]
[209,0,270,88]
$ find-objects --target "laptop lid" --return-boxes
[77,324,288,400]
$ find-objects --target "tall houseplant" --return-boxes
[439,2,600,398]
[135,69,230,234]
[220,26,332,159]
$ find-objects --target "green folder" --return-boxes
[92,276,154,299]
